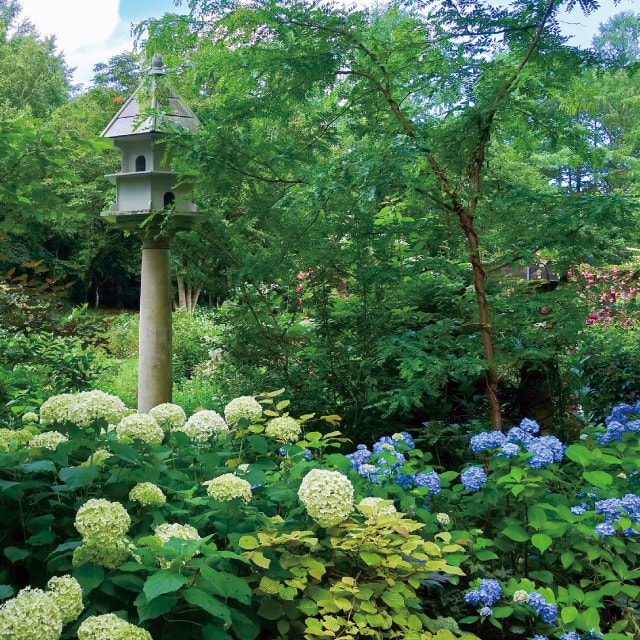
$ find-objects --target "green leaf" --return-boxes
[501,525,530,542]
[474,549,499,561]
[4,547,30,562]
[0,585,15,600]
[198,565,252,605]
[73,563,105,593]
[58,466,100,490]
[561,606,579,623]
[19,460,56,474]
[143,570,189,601]
[203,625,233,640]
[530,533,552,553]
[359,551,381,566]
[583,470,613,488]
[137,594,177,622]
[564,444,594,466]
[183,588,232,624]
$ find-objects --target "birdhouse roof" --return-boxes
[101,55,198,138]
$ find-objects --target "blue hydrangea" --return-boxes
[559,633,581,640]
[598,401,640,444]
[470,431,507,453]
[594,498,622,518]
[584,631,604,640]
[570,503,589,515]
[528,592,557,625]
[395,472,415,489]
[520,418,541,434]
[414,471,441,494]
[594,521,616,537]
[346,445,371,471]
[524,435,565,469]
[460,466,488,492]
[498,443,521,458]
[464,578,502,607]
[373,437,396,453]
[506,427,535,446]
[391,431,415,449]
[531,636,549,640]
[479,606,493,617]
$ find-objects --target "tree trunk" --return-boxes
[176,276,201,313]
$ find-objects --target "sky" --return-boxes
[18,0,636,89]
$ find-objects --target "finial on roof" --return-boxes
[149,53,165,76]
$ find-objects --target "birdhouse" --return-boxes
[101,53,199,231]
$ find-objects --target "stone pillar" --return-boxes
[138,236,172,412]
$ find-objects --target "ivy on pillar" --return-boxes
[101,53,199,413]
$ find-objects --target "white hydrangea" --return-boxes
[149,403,186,433]
[154,522,200,545]
[205,473,252,503]
[265,416,301,442]
[77,613,151,640]
[66,390,130,428]
[357,497,398,518]
[115,413,164,445]
[0,587,62,640]
[29,431,68,451]
[436,512,451,526]
[46,575,83,624]
[129,482,166,506]
[298,469,354,527]
[21,412,39,424]
[39,393,76,425]
[513,589,529,604]
[72,539,131,570]
[177,410,228,442]
[74,499,131,545]
[224,396,263,425]
[79,448,113,468]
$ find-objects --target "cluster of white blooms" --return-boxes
[0,587,62,640]
[67,391,130,428]
[129,482,166,506]
[79,448,113,468]
[513,589,530,604]
[298,469,354,527]
[0,428,32,450]
[115,413,164,445]
[74,499,131,546]
[78,613,151,640]
[154,522,200,546]
[39,393,76,425]
[29,431,68,451]
[224,395,263,425]
[72,539,131,571]
[149,403,186,433]
[205,473,252,503]
[177,410,228,442]
[153,522,201,567]
[265,416,301,442]
[21,412,39,424]
[46,576,83,625]
[357,497,398,519]
[436,512,451,526]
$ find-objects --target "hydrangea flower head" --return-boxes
[74,498,131,544]
[72,539,131,570]
[298,469,354,527]
[77,613,151,640]
[224,396,263,425]
[357,497,398,519]
[519,418,540,435]
[436,512,451,526]
[265,416,302,442]
[205,473,252,503]
[67,390,130,428]
[39,393,76,425]
[179,410,228,442]
[0,587,62,640]
[79,448,113,468]
[129,482,166,506]
[29,431,68,451]
[21,412,39,424]
[149,403,186,433]
[464,578,502,607]
[513,589,529,604]
[470,431,507,453]
[46,575,83,624]
[528,592,557,625]
[392,431,415,448]
[154,522,200,546]
[414,471,441,494]
[115,413,164,445]
[460,466,488,492]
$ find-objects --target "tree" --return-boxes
[142,0,637,433]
